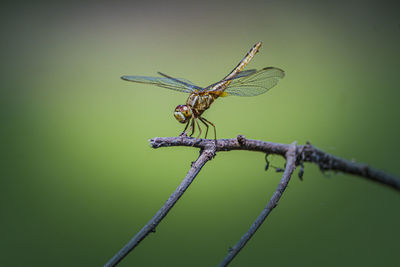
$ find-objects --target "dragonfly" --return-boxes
[121,42,285,140]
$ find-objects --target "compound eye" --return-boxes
[174,105,191,123]
[181,106,190,116]
[174,111,186,123]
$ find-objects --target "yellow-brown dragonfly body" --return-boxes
[122,42,284,139]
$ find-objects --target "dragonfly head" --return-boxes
[174,105,192,123]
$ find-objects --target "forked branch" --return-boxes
[150,135,400,190]
[105,135,399,267]
[219,141,298,266]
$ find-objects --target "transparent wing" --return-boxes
[200,69,257,92]
[222,67,285,97]
[225,69,257,79]
[121,74,201,93]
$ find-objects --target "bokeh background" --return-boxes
[1,0,399,266]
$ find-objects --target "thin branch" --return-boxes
[219,141,298,266]
[150,136,400,191]
[301,143,400,190]
[105,135,400,267]
[104,144,216,267]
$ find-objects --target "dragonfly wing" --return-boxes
[157,72,203,91]
[222,67,285,97]
[200,69,257,92]
[121,75,199,93]
[229,69,257,79]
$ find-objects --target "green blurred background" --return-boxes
[1,0,399,266]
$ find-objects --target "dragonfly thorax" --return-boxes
[174,105,192,123]
[186,93,215,116]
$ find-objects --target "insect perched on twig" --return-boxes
[121,42,284,140]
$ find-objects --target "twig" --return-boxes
[105,135,400,266]
[150,136,400,191]
[219,141,298,266]
[301,142,400,190]
[104,144,216,267]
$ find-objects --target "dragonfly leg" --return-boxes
[180,119,191,136]
[200,117,216,141]
[198,117,209,139]
[194,119,202,140]
[189,117,196,137]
